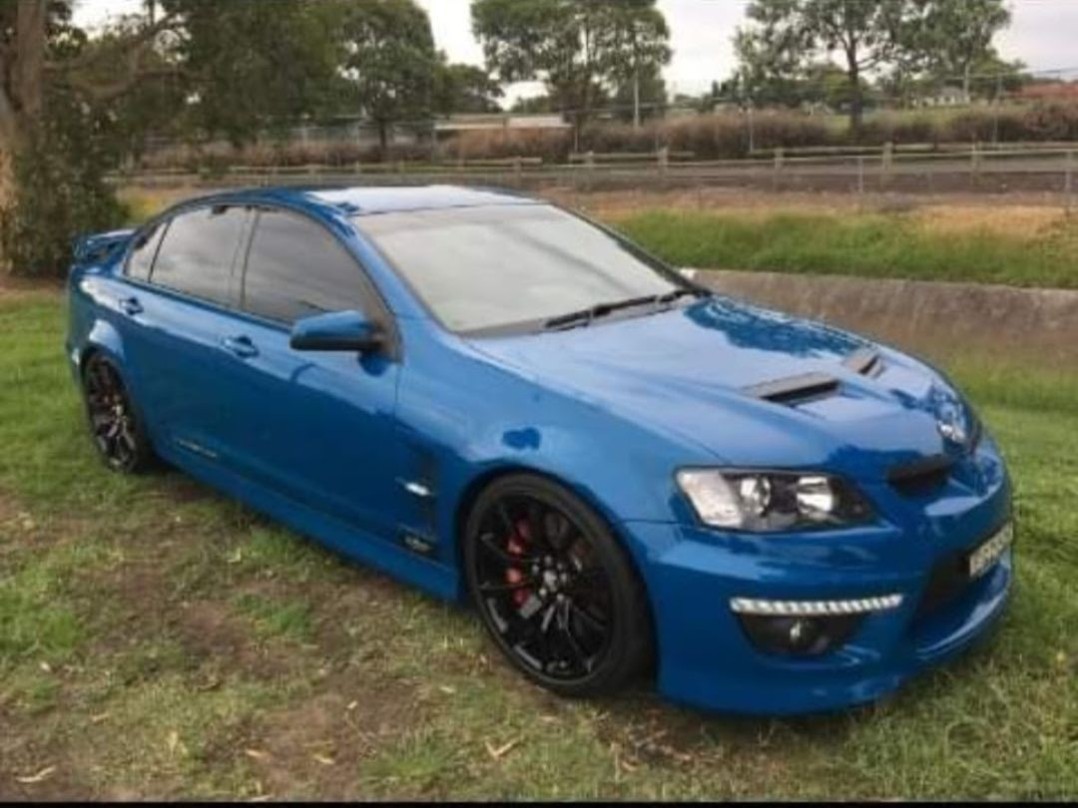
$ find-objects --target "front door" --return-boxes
[217,206,404,543]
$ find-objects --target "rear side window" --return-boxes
[240,209,370,324]
[150,206,248,306]
[126,221,168,282]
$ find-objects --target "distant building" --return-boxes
[916,86,969,108]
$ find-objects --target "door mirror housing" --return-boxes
[290,310,383,354]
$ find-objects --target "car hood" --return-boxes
[467,297,967,482]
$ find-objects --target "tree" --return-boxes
[909,0,1010,102]
[905,0,1013,101]
[0,0,349,276]
[160,0,346,144]
[337,0,437,150]
[472,0,671,129]
[599,0,671,127]
[735,0,912,131]
[433,59,503,115]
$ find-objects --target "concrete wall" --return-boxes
[697,270,1078,367]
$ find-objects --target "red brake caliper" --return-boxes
[506,519,532,607]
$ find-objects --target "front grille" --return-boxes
[888,454,954,497]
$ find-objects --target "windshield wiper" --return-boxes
[655,288,709,306]
[543,288,710,331]
[543,295,659,330]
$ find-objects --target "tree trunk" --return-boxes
[14,0,46,123]
[846,50,863,137]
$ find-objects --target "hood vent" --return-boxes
[744,372,841,406]
[843,348,885,378]
[887,454,954,496]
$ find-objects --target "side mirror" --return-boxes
[290,310,383,354]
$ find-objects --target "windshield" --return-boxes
[354,204,683,333]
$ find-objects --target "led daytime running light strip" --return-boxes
[730,594,904,616]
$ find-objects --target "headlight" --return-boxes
[675,469,874,532]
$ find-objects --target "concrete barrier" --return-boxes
[697,269,1078,367]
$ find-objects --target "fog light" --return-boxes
[730,595,902,656]
[737,614,862,656]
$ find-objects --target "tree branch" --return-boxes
[44,11,182,75]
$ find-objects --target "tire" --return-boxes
[463,473,653,698]
[81,353,155,474]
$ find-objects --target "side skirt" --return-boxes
[157,442,461,603]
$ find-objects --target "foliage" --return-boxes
[733,0,1011,131]
[336,0,439,148]
[0,92,126,278]
[434,60,503,116]
[158,0,346,145]
[471,0,671,122]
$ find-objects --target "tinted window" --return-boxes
[150,206,247,305]
[241,209,370,324]
[355,204,679,332]
[126,220,168,282]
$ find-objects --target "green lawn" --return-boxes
[614,210,1078,289]
[1,291,1077,799]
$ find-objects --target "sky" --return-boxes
[73,0,1078,103]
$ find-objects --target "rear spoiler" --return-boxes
[72,228,136,267]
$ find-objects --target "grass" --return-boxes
[1,290,1077,799]
[612,208,1078,289]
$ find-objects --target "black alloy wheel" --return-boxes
[82,354,153,474]
[464,474,652,697]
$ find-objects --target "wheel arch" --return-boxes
[451,462,659,669]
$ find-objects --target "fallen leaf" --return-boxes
[90,713,110,724]
[15,766,56,785]
[438,685,456,696]
[312,753,335,766]
[245,749,268,761]
[166,730,185,757]
[347,701,358,711]
[39,661,52,674]
[484,738,520,761]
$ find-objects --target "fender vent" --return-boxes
[888,454,954,496]
[744,372,841,406]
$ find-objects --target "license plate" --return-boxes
[967,522,1014,579]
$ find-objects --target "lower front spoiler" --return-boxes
[626,521,1014,716]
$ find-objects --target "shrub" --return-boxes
[1,105,127,279]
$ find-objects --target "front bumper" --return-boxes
[623,442,1014,716]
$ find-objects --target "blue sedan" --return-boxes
[65,185,1014,715]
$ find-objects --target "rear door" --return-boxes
[118,204,253,463]
[217,206,405,542]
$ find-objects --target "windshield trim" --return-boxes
[352,200,704,338]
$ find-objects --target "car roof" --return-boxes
[187,184,542,219]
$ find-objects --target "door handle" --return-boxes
[221,335,258,359]
[119,296,142,316]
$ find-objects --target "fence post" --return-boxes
[971,142,981,188]
[658,146,669,177]
[513,155,523,188]
[585,150,595,193]
[882,141,893,189]
[857,155,865,199]
[772,146,784,191]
